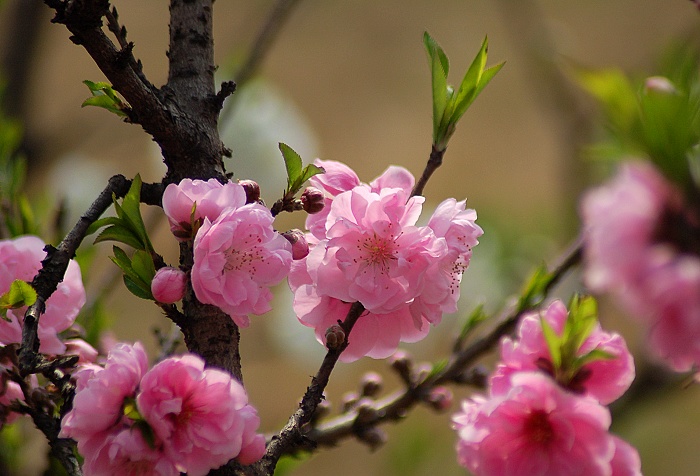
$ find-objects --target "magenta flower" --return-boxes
[137,354,265,474]
[162,178,247,240]
[192,205,292,327]
[151,266,187,304]
[610,436,643,476]
[453,372,627,476]
[82,427,179,476]
[490,300,635,405]
[581,161,700,371]
[0,235,86,354]
[60,343,149,466]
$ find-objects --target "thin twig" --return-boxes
[411,145,446,197]
[303,240,583,449]
[220,0,301,122]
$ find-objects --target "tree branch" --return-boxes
[411,145,446,197]
[301,240,583,450]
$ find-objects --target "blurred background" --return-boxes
[1,1,699,474]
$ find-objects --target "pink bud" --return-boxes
[238,179,261,204]
[301,187,325,214]
[426,386,453,411]
[281,229,309,260]
[151,267,187,304]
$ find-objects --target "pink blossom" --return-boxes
[82,427,178,476]
[192,205,292,327]
[581,161,700,371]
[453,372,619,476]
[1,381,23,427]
[64,338,99,364]
[60,343,149,456]
[305,160,414,240]
[162,178,247,240]
[610,436,643,476]
[310,186,444,313]
[291,283,430,362]
[0,236,86,354]
[151,266,187,304]
[137,354,265,475]
[490,300,635,405]
[411,198,483,324]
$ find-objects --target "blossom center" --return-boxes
[223,236,264,274]
[523,409,554,444]
[359,232,398,271]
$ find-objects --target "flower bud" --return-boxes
[341,391,359,412]
[281,229,309,260]
[388,350,413,385]
[301,187,325,214]
[426,386,453,412]
[151,267,187,304]
[238,179,261,204]
[325,324,346,350]
[360,371,383,397]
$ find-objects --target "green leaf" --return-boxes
[94,224,144,250]
[299,164,326,185]
[456,304,488,349]
[0,280,37,320]
[82,80,128,117]
[123,274,153,300]
[85,216,123,236]
[131,250,156,285]
[120,175,152,251]
[427,358,448,380]
[517,263,550,312]
[566,294,598,352]
[540,314,562,368]
[280,142,303,190]
[424,32,449,144]
[573,348,615,369]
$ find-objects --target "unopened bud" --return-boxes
[325,324,346,350]
[151,267,187,304]
[360,371,383,397]
[355,398,378,424]
[238,179,261,204]
[301,187,325,214]
[388,350,413,385]
[341,391,359,412]
[281,229,309,260]
[426,386,453,412]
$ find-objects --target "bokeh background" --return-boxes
[1,1,699,474]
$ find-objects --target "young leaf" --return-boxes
[120,175,152,251]
[131,250,156,285]
[424,32,449,143]
[82,80,128,117]
[85,216,123,236]
[0,280,37,320]
[94,224,143,250]
[299,164,326,185]
[122,274,153,300]
[280,142,303,189]
[455,304,488,350]
[539,314,562,368]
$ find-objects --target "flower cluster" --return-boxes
[0,235,86,354]
[453,300,641,476]
[60,342,265,476]
[162,179,293,327]
[289,160,482,361]
[581,161,700,371]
